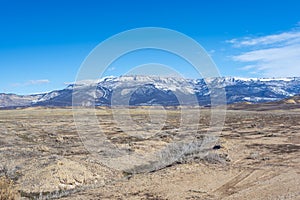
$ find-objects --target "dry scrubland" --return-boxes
[0,107,299,199]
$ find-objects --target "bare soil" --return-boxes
[0,107,299,199]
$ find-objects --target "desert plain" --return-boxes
[0,106,299,199]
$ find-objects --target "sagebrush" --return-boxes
[0,176,20,200]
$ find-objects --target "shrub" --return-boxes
[0,176,20,200]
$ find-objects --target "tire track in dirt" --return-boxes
[213,169,255,196]
[213,168,283,198]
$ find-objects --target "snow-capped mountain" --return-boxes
[1,76,300,108]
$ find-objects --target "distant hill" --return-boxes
[0,93,42,108]
[278,95,300,104]
[1,76,300,108]
[228,95,300,111]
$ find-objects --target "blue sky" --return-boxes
[1,0,300,94]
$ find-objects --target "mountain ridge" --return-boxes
[1,75,300,108]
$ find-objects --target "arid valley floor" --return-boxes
[0,106,300,199]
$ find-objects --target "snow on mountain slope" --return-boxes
[1,76,300,108]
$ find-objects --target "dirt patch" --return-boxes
[0,108,300,199]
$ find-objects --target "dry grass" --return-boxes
[0,176,20,200]
[1,107,300,199]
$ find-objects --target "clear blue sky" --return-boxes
[1,0,300,94]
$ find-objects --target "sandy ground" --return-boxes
[0,107,299,199]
